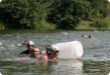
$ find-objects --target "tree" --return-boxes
[47,0,90,29]
[0,0,109,30]
[90,19,108,29]
[87,0,110,18]
[0,0,52,29]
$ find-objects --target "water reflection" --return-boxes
[49,59,83,75]
[0,58,83,75]
[1,57,110,75]
[0,59,52,75]
[83,61,110,75]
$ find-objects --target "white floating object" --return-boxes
[0,0,2,3]
[108,72,110,75]
[52,41,83,59]
[0,72,2,75]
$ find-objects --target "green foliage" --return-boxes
[0,0,110,30]
[0,0,30,28]
[35,20,56,30]
[57,16,80,29]
[27,0,52,29]
[0,0,52,29]
[88,0,110,18]
[90,19,108,29]
[76,20,91,29]
[47,0,90,29]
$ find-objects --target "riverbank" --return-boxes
[0,28,110,34]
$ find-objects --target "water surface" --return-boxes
[0,30,110,75]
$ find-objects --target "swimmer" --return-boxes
[81,34,95,39]
[20,40,35,54]
[22,40,29,45]
[29,45,60,60]
[30,48,48,60]
[0,41,4,48]
[0,41,6,50]
[46,45,60,59]
[81,34,88,38]
[88,35,95,39]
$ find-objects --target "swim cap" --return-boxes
[28,40,35,45]
[51,45,59,51]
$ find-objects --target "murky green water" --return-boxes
[0,30,110,75]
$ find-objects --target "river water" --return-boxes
[0,30,110,75]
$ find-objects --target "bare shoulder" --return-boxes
[40,55,48,60]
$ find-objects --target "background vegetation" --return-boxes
[0,0,110,30]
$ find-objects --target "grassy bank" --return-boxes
[76,15,110,30]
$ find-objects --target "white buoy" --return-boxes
[0,72,2,75]
[108,72,110,75]
[0,0,2,3]
[52,41,83,59]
